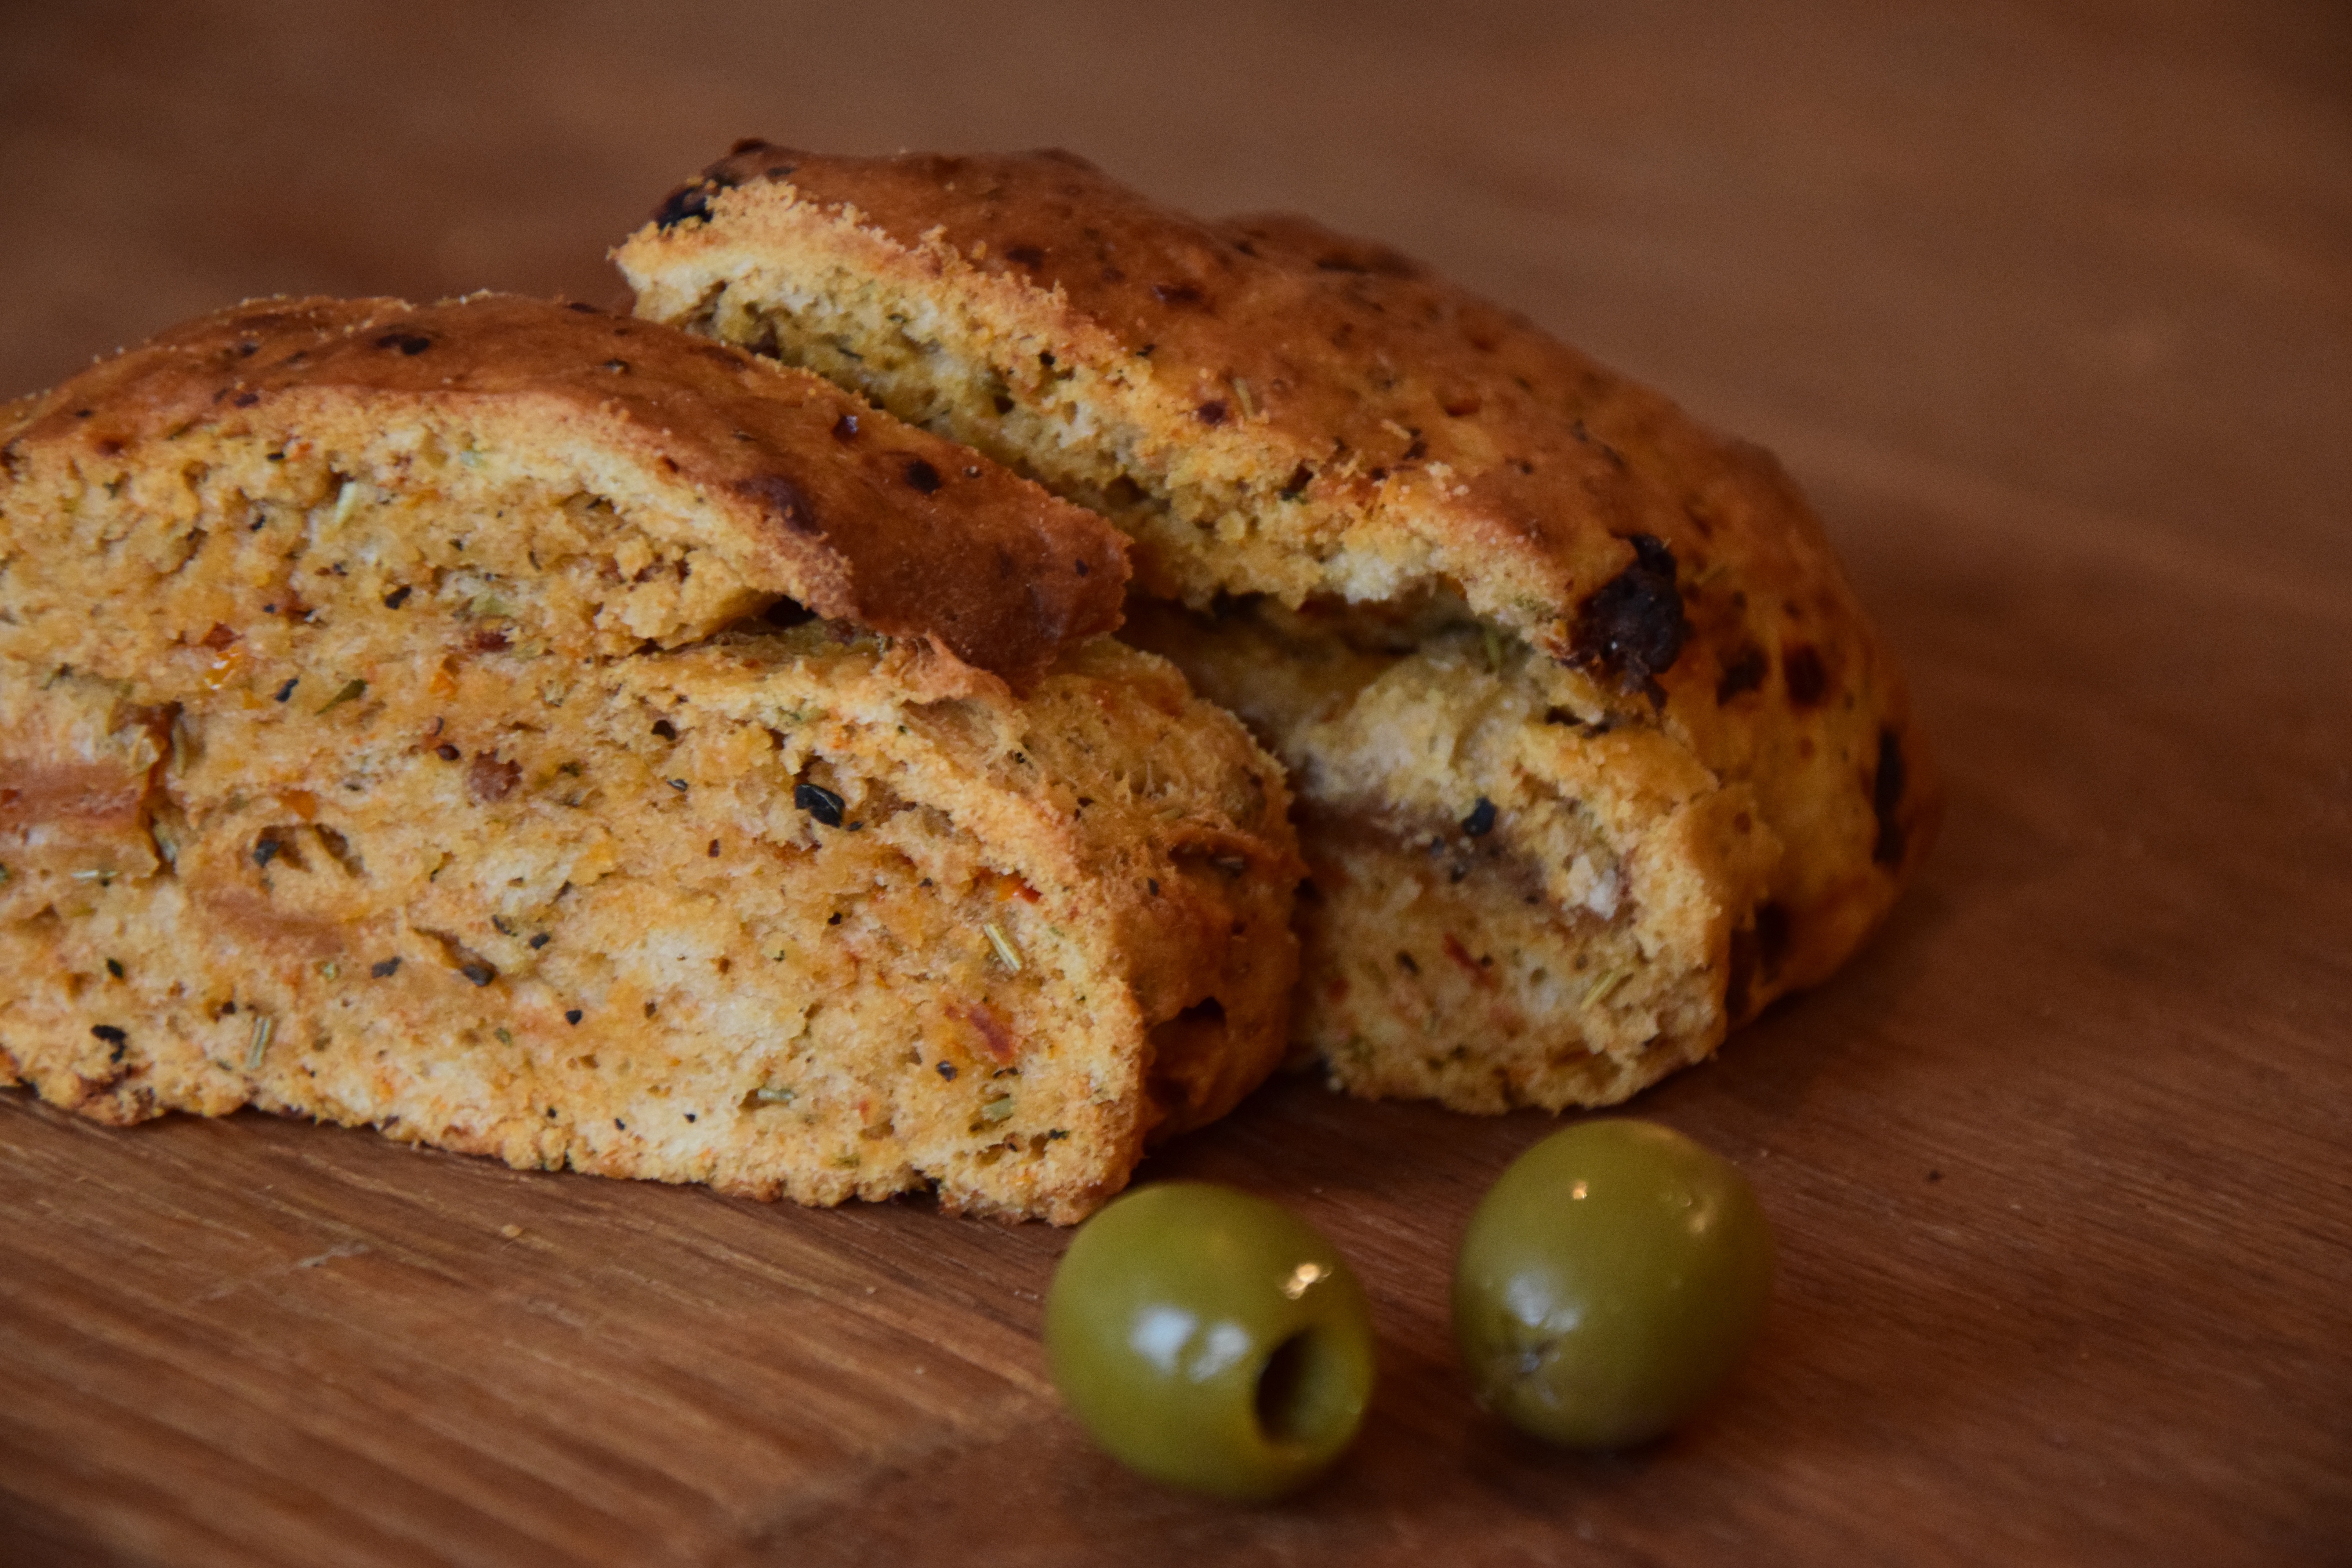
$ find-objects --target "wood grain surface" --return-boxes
[2,2,2347,1563]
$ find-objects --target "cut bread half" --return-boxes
[617,145,1937,1111]
[0,292,1299,1221]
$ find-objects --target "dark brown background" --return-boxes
[2,2,2347,1563]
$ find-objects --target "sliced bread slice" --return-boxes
[0,292,1299,1220]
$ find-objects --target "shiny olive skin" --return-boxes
[1453,1119,1774,1448]
[1045,1182,1376,1500]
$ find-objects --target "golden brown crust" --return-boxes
[2,293,1129,692]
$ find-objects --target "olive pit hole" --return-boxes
[1253,1328,1346,1448]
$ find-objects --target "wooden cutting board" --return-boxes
[2,2,2346,1563]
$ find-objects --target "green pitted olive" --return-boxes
[1045,1182,1375,1500]
[1453,1119,1774,1448]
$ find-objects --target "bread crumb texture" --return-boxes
[0,293,1299,1222]
[619,146,1939,1111]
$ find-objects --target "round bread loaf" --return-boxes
[618,147,1938,1111]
